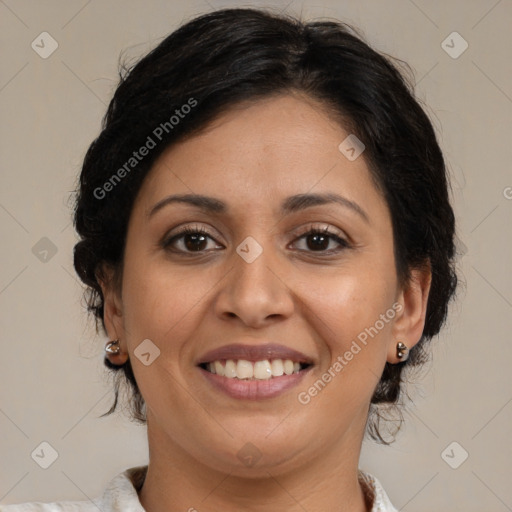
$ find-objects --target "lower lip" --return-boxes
[198,366,312,400]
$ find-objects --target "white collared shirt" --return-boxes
[0,466,398,511]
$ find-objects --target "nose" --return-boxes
[213,242,295,329]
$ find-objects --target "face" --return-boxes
[102,93,430,477]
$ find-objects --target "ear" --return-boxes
[387,264,432,364]
[97,264,128,365]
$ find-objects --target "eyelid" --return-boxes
[165,223,221,241]
[291,222,345,237]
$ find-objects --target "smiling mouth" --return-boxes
[198,359,312,380]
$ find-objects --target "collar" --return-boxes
[99,465,397,512]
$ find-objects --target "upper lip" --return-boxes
[196,343,314,365]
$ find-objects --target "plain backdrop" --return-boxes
[0,1,511,510]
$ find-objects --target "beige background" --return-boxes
[1,0,511,510]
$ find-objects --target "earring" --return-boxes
[396,341,409,361]
[105,339,121,355]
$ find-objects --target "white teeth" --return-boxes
[224,359,237,378]
[214,360,225,376]
[253,360,272,379]
[270,359,284,376]
[283,359,294,375]
[204,358,307,379]
[236,360,254,379]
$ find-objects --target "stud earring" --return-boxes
[396,341,409,361]
[105,339,121,355]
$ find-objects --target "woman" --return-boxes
[2,7,457,511]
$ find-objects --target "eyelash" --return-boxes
[162,224,350,256]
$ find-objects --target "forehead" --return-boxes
[135,94,386,222]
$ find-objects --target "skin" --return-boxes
[100,93,431,512]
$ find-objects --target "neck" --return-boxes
[138,417,371,512]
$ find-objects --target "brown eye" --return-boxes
[163,226,223,254]
[292,227,349,254]
[182,232,209,252]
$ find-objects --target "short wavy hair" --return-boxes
[73,7,458,443]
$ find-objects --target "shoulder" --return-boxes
[0,466,148,512]
[358,470,398,512]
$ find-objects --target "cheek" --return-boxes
[294,260,397,410]
[120,254,220,354]
[119,256,210,407]
[295,274,395,417]
[301,263,396,342]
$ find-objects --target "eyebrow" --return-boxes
[148,192,369,223]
